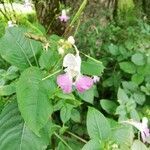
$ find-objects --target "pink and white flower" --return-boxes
[57,52,93,93]
[59,9,69,22]
[122,117,150,143]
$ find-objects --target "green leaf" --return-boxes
[108,44,119,55]
[0,83,16,96]
[82,139,103,150]
[100,99,117,114]
[56,92,82,107]
[5,66,19,80]
[0,27,41,70]
[112,125,134,149]
[117,88,129,104]
[130,109,140,121]
[131,140,148,150]
[78,87,94,104]
[119,62,136,74]
[131,53,145,66]
[131,74,144,85]
[39,50,59,70]
[133,92,145,105]
[0,101,49,150]
[16,67,52,135]
[87,107,111,140]
[81,58,104,76]
[60,104,74,124]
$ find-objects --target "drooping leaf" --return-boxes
[0,101,49,150]
[16,67,52,135]
[0,27,41,70]
[87,107,111,140]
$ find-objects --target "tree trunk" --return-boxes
[32,0,66,35]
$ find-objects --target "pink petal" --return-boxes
[141,132,146,143]
[57,73,72,93]
[59,15,69,22]
[75,76,93,93]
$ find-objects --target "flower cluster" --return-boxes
[122,117,150,143]
[58,36,75,55]
[57,37,99,93]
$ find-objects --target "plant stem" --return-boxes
[66,131,87,144]
[42,69,61,81]
[54,132,73,150]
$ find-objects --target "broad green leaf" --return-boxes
[131,140,148,150]
[0,101,49,150]
[16,67,52,135]
[131,53,145,66]
[0,27,41,70]
[39,50,59,70]
[60,104,74,124]
[0,83,16,96]
[82,139,103,150]
[119,62,136,74]
[100,99,117,114]
[117,88,129,104]
[81,58,104,76]
[87,107,111,140]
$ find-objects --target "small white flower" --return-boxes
[93,76,100,83]
[67,36,75,45]
[58,47,65,55]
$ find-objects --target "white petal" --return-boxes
[93,76,100,83]
[58,47,64,55]
[63,53,81,78]
[68,36,75,45]
[122,120,143,132]
[63,53,77,68]
[62,9,67,16]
